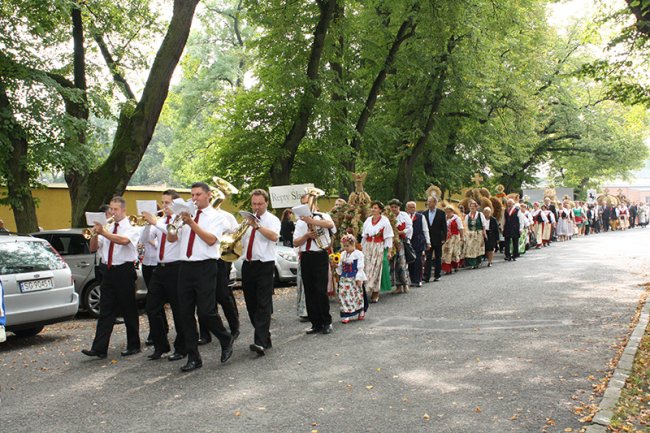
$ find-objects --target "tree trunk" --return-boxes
[343,16,416,194]
[394,37,457,202]
[67,0,200,226]
[269,0,337,186]
[0,81,39,233]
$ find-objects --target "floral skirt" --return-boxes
[464,231,485,266]
[442,234,463,272]
[364,241,384,294]
[390,242,410,286]
[338,277,368,318]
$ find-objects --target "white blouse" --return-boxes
[394,211,413,240]
[336,249,367,281]
[361,215,394,249]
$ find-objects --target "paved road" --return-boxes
[1,228,648,433]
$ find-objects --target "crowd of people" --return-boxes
[79,181,648,373]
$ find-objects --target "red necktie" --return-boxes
[246,227,257,261]
[185,210,202,258]
[159,215,171,261]
[107,222,119,269]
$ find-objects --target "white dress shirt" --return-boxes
[293,212,336,252]
[241,210,281,262]
[150,214,182,263]
[177,206,224,261]
[139,225,158,266]
[97,217,140,265]
[215,208,238,235]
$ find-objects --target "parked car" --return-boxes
[31,229,147,317]
[0,235,79,337]
[231,243,298,286]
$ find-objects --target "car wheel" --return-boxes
[83,281,101,318]
[13,326,45,338]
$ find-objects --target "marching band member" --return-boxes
[139,221,167,346]
[241,189,281,356]
[142,190,186,361]
[82,196,141,359]
[168,182,234,372]
[294,192,336,335]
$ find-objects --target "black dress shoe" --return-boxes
[180,359,202,372]
[197,337,212,346]
[148,349,169,360]
[305,326,323,335]
[120,348,141,357]
[249,343,265,356]
[231,330,240,341]
[81,349,107,359]
[168,352,186,362]
[322,324,333,335]
[221,344,234,363]
[299,316,310,323]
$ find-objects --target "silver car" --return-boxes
[231,243,298,286]
[0,235,79,337]
[32,229,147,317]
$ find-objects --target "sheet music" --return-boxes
[172,200,195,216]
[291,204,313,218]
[238,210,260,222]
[136,200,157,215]
[85,212,107,226]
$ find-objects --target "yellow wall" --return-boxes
[0,185,429,231]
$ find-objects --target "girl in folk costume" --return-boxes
[540,204,555,246]
[556,201,572,241]
[336,234,368,323]
[388,199,412,294]
[442,206,464,274]
[531,202,544,249]
[464,200,488,269]
[483,207,499,267]
[362,201,394,303]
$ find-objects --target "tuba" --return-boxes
[305,187,331,250]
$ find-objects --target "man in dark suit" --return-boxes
[422,196,447,282]
[629,203,637,228]
[503,199,520,261]
[602,204,611,232]
[406,201,430,287]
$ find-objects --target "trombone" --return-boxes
[82,217,115,240]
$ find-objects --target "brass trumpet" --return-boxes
[167,200,197,236]
[82,217,115,240]
[128,209,164,226]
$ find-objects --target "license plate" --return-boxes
[19,278,54,293]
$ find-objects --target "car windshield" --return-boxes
[0,241,66,275]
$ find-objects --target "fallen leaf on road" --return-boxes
[423,413,430,421]
[234,411,241,417]
[510,415,518,420]
[110,360,118,364]
[563,428,573,432]
[376,368,381,372]
[546,418,556,426]
[366,385,374,390]
[475,407,482,413]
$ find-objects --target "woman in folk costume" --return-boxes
[573,201,586,236]
[540,204,555,246]
[483,207,499,267]
[464,200,488,269]
[556,201,572,241]
[517,203,532,254]
[618,204,629,230]
[336,234,368,323]
[388,199,412,294]
[442,206,464,274]
[531,202,544,249]
[362,201,394,303]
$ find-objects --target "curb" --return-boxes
[585,295,650,433]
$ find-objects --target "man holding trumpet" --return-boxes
[167,182,234,372]
[82,196,141,359]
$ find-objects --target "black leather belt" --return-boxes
[157,261,180,268]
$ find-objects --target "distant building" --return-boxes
[602,160,650,204]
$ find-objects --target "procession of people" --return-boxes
[80,179,649,373]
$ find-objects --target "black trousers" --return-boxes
[301,250,331,329]
[143,264,168,338]
[603,218,609,231]
[423,243,442,281]
[408,250,425,284]
[178,260,231,362]
[242,260,274,348]
[200,259,239,338]
[504,235,519,259]
[91,263,140,353]
[146,263,185,354]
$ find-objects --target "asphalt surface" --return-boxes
[1,228,648,433]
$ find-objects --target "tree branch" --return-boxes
[92,32,136,100]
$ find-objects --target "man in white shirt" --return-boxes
[294,193,336,335]
[168,182,234,372]
[82,196,141,359]
[240,189,281,356]
[142,189,186,361]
